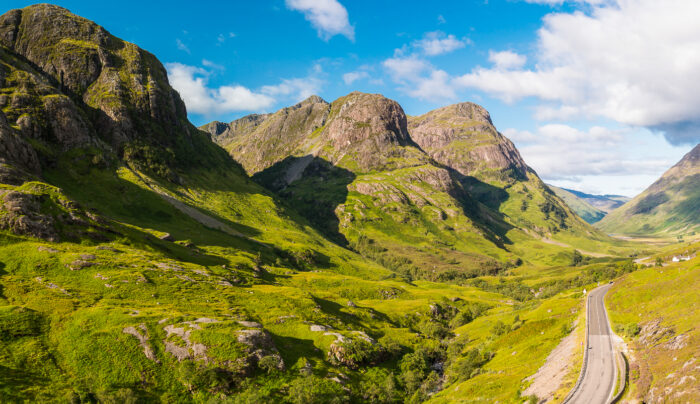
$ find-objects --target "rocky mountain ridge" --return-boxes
[207,91,608,279]
[0,4,231,184]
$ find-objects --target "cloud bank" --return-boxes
[166,63,323,116]
[456,0,700,145]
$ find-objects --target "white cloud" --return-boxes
[488,50,527,70]
[343,70,369,85]
[166,63,325,116]
[455,0,700,145]
[413,31,468,56]
[261,76,324,100]
[217,32,236,44]
[175,39,190,54]
[383,56,429,81]
[504,124,675,180]
[437,15,447,24]
[286,0,354,41]
[383,55,455,101]
[166,63,274,115]
[202,59,225,70]
[522,0,608,4]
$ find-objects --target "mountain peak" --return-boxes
[0,4,230,181]
[407,102,528,183]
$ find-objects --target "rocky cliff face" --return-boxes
[203,95,330,175]
[0,4,228,181]
[319,92,423,172]
[408,102,529,184]
[209,92,429,175]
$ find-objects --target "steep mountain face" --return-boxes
[597,143,700,236]
[212,93,612,280]
[407,103,600,243]
[0,4,229,183]
[202,95,330,175]
[207,92,429,175]
[408,102,528,183]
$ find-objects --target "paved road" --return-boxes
[569,284,616,404]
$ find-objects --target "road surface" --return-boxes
[569,284,617,404]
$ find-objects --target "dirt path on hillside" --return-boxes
[126,167,250,240]
[540,237,612,258]
[522,321,579,402]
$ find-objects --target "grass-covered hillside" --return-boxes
[0,4,668,403]
[548,185,608,224]
[606,241,699,403]
[209,93,628,284]
[597,144,700,237]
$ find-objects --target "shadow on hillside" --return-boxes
[270,334,323,367]
[0,262,6,299]
[446,169,515,248]
[254,155,356,247]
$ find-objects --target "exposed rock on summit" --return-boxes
[408,102,529,183]
[0,4,232,181]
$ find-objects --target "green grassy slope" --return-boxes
[606,241,699,403]
[597,144,700,237]
[0,4,657,403]
[548,185,607,224]
[213,94,631,284]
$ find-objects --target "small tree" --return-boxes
[571,250,583,266]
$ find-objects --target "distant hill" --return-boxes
[547,185,630,224]
[596,144,700,236]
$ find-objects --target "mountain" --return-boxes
[547,185,629,224]
[597,144,700,237]
[547,185,607,224]
[0,5,639,402]
[406,103,599,241]
[207,95,614,280]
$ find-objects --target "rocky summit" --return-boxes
[408,102,528,183]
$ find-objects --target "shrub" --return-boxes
[491,320,508,336]
[446,348,493,383]
[360,368,398,403]
[258,355,283,374]
[615,323,640,338]
[287,375,349,404]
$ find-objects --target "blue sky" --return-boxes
[4,0,699,196]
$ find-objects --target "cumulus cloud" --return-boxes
[488,50,527,70]
[261,75,324,100]
[383,55,456,101]
[381,31,469,101]
[286,0,354,41]
[166,63,274,115]
[503,124,674,182]
[455,0,700,145]
[343,70,369,85]
[413,31,469,56]
[166,63,324,116]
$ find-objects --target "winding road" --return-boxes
[568,284,617,404]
